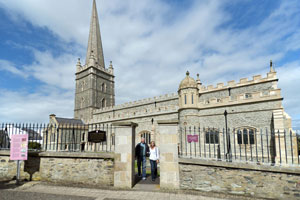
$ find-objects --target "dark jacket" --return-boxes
[135,142,150,159]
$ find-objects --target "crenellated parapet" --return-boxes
[93,92,178,114]
[198,88,282,108]
[199,71,277,93]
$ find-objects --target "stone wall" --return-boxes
[199,80,275,102]
[92,93,178,123]
[39,152,114,186]
[0,151,41,181]
[179,158,300,199]
[0,151,114,186]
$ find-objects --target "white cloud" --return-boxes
[0,60,28,78]
[277,62,300,120]
[0,0,299,124]
[0,87,74,123]
[24,50,78,90]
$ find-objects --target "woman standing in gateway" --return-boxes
[149,141,159,182]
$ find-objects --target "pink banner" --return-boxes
[10,134,28,161]
[187,135,198,143]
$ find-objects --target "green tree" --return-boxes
[28,142,41,150]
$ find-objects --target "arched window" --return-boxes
[101,83,106,92]
[236,128,255,145]
[205,128,219,144]
[140,131,151,144]
[184,94,187,104]
[102,98,106,108]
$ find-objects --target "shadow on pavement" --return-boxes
[134,174,160,185]
[0,179,26,190]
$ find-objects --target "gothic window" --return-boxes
[101,83,106,92]
[205,129,219,144]
[140,131,151,144]
[102,98,106,108]
[237,128,255,145]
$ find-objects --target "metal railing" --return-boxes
[179,126,300,166]
[0,123,115,152]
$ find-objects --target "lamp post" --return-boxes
[224,110,232,161]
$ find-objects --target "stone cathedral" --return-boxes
[67,0,296,154]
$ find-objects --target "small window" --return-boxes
[192,94,194,104]
[205,129,219,144]
[245,93,252,99]
[184,94,187,104]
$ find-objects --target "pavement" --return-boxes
[0,180,231,200]
[0,180,262,200]
[132,174,160,191]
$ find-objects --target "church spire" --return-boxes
[86,0,105,68]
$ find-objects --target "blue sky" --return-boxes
[0,0,299,129]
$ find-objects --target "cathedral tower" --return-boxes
[74,0,115,122]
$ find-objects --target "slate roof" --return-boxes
[56,117,84,125]
[20,127,42,140]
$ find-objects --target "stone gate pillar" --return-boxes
[158,120,180,189]
[113,122,137,188]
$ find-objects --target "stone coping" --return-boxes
[0,150,41,156]
[39,152,114,159]
[111,122,138,127]
[91,111,178,124]
[0,150,114,159]
[179,157,300,175]
[157,119,179,125]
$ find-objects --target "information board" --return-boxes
[187,135,198,143]
[88,130,106,143]
[10,134,28,161]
